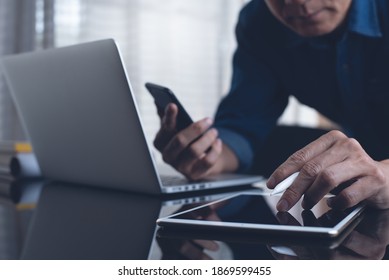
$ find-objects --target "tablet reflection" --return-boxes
[269,209,389,260]
[157,203,224,260]
[155,204,389,260]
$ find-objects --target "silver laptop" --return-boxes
[1,39,263,194]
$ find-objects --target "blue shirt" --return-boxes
[215,0,389,172]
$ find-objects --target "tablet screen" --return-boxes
[157,193,365,238]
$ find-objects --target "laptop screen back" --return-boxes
[2,39,161,193]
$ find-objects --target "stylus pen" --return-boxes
[270,172,300,196]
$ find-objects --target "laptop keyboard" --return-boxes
[160,175,189,186]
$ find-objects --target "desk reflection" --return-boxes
[152,206,389,260]
[269,209,389,260]
[15,180,389,260]
[22,182,161,259]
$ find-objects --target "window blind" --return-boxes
[0,0,319,145]
[53,0,244,150]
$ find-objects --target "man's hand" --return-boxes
[153,103,238,180]
[267,130,389,211]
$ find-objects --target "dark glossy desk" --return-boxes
[1,180,388,260]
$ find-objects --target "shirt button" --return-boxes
[342,63,349,71]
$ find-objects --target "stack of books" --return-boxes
[0,142,44,259]
[0,141,41,178]
[0,141,42,202]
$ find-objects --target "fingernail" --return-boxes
[327,197,334,207]
[210,128,218,136]
[166,103,174,112]
[267,177,275,188]
[277,199,289,212]
[205,118,213,125]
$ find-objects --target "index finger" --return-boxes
[267,130,347,188]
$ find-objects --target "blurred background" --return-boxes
[0,0,320,148]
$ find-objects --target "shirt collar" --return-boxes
[285,0,382,48]
[348,0,382,37]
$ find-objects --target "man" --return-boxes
[153,0,389,212]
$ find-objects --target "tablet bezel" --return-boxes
[156,193,365,238]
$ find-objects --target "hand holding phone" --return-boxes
[145,82,227,181]
[145,82,193,131]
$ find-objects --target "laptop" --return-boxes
[1,39,264,194]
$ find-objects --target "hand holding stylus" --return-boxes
[270,172,299,196]
[267,131,389,212]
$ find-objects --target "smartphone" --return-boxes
[145,82,193,131]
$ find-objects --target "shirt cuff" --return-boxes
[216,127,254,173]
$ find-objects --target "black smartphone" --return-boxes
[145,82,193,131]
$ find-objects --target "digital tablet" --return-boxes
[156,193,365,238]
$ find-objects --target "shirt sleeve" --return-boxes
[214,6,289,172]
